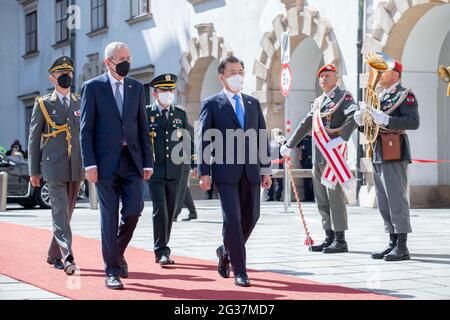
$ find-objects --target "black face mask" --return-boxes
[57,74,72,89]
[111,60,130,77]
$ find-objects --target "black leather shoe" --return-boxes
[372,234,398,259]
[63,259,76,275]
[105,275,124,290]
[309,230,335,252]
[182,214,198,221]
[384,233,410,261]
[216,246,230,278]
[47,257,64,270]
[120,256,128,278]
[322,231,348,253]
[234,273,251,287]
[159,255,175,266]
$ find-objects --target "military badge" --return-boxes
[74,110,81,117]
[150,116,155,123]
[165,74,171,81]
[173,118,183,125]
[345,95,352,101]
[329,91,336,99]
[406,95,416,105]
[325,115,332,128]
[177,129,182,139]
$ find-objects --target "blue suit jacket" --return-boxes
[197,91,271,184]
[80,73,153,178]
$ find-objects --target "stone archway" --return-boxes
[252,0,342,131]
[363,0,450,207]
[177,23,233,123]
[363,0,449,59]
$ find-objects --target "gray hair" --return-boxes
[104,41,129,59]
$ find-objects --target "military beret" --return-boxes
[150,73,177,89]
[393,60,403,75]
[317,64,337,79]
[48,56,74,73]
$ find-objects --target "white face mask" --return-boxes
[226,74,244,93]
[157,91,175,106]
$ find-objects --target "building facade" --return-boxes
[0,0,449,207]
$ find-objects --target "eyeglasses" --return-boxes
[110,56,133,63]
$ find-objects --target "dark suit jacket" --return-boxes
[80,72,153,178]
[197,91,271,184]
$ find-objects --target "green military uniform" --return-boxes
[286,85,357,250]
[146,74,195,263]
[173,121,198,221]
[28,56,83,273]
[370,82,420,261]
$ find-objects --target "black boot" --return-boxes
[322,231,348,253]
[309,230,335,252]
[371,234,398,259]
[384,233,410,261]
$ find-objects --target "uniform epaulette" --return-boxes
[71,93,80,102]
[345,91,354,101]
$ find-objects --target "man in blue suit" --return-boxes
[80,42,153,290]
[198,56,272,287]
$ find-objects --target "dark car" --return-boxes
[0,152,87,209]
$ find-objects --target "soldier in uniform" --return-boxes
[280,64,358,253]
[354,60,420,261]
[146,73,195,266]
[28,56,83,275]
[173,121,198,222]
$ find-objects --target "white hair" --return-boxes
[104,41,129,59]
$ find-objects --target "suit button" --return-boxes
[166,139,169,142]
[166,147,169,150]
[166,155,169,158]
[46,157,50,161]
[166,131,168,134]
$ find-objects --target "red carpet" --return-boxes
[0,222,394,300]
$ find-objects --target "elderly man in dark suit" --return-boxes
[80,42,153,290]
[198,56,272,287]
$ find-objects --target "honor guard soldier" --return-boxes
[354,60,420,261]
[146,73,195,266]
[280,64,358,253]
[28,56,83,275]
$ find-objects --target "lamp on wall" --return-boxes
[438,65,450,96]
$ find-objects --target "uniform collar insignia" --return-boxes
[50,91,58,102]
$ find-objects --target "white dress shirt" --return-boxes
[223,88,245,115]
[107,71,124,101]
[55,91,71,108]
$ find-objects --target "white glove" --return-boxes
[353,101,367,126]
[280,144,292,157]
[371,108,390,126]
[325,137,345,150]
[353,110,363,126]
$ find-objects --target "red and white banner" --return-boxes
[312,110,354,190]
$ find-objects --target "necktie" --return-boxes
[161,109,168,128]
[62,96,69,109]
[233,95,245,128]
[115,82,123,118]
